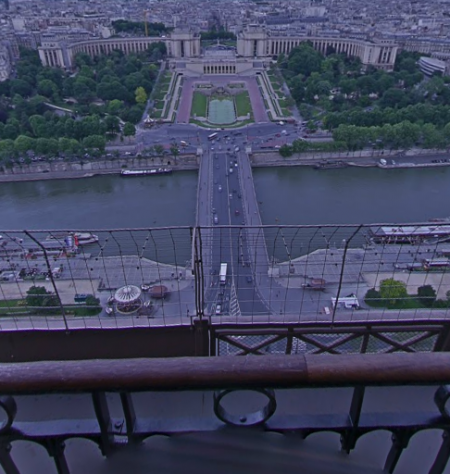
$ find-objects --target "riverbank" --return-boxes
[249,148,450,168]
[0,148,449,183]
[0,155,199,183]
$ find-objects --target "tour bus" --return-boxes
[422,258,450,269]
[208,133,218,141]
[219,263,227,285]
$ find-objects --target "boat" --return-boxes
[369,225,450,244]
[73,232,99,245]
[120,168,173,177]
[313,161,348,170]
[46,232,99,246]
[429,217,450,223]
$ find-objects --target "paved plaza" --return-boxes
[176,76,268,124]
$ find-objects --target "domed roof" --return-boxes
[114,285,141,303]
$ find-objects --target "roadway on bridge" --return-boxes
[206,150,269,318]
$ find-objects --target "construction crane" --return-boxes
[144,10,149,37]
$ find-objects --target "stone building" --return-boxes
[0,42,12,82]
[38,25,398,72]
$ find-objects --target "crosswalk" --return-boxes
[228,283,242,318]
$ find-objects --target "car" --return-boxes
[235,209,240,216]
[105,307,113,316]
[229,193,233,199]
[215,304,222,315]
[234,163,238,167]
[229,168,233,174]
[218,185,222,192]
[214,216,219,225]
[237,193,242,199]
[141,284,151,291]
[246,276,253,283]
[211,147,215,151]
[212,208,217,214]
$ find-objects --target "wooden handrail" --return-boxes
[0,353,449,394]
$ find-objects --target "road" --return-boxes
[195,130,325,320]
[204,148,268,317]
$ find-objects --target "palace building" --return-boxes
[38,25,398,72]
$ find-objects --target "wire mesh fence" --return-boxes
[0,223,449,330]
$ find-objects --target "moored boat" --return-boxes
[369,224,450,244]
[313,161,348,170]
[120,168,173,177]
[47,232,99,246]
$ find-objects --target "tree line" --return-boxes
[112,20,169,37]
[0,46,165,159]
[279,44,450,150]
[365,279,450,310]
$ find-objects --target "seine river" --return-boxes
[0,166,449,262]
[1,166,449,228]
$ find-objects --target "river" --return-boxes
[0,166,449,262]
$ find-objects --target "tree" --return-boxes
[170,144,179,164]
[154,144,164,155]
[379,278,408,308]
[279,144,293,157]
[135,86,147,104]
[82,135,106,152]
[10,79,32,97]
[123,122,136,141]
[287,43,323,77]
[288,75,305,103]
[105,115,120,135]
[14,135,35,154]
[417,285,437,308]
[107,99,123,115]
[26,286,59,312]
[37,79,58,99]
[364,288,383,307]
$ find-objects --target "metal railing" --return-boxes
[0,353,449,473]
[0,223,449,329]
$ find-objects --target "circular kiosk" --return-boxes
[114,285,142,314]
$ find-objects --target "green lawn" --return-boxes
[153,91,167,101]
[235,92,253,117]
[0,299,26,315]
[191,92,207,118]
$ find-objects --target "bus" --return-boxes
[219,263,227,285]
[208,133,218,141]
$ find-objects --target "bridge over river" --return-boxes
[196,142,342,320]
